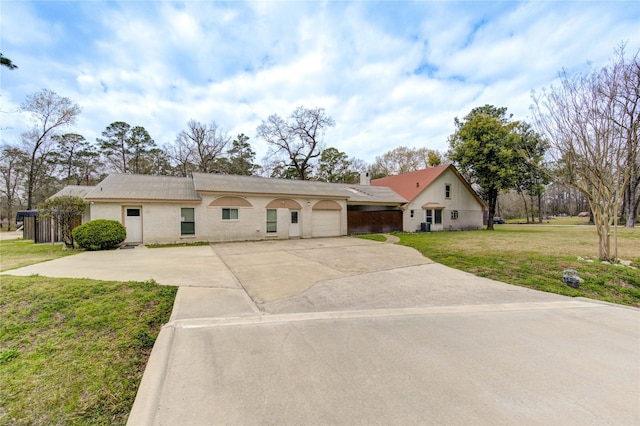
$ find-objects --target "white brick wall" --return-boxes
[403,169,485,232]
[89,195,348,244]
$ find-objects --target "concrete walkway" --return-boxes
[3,237,639,425]
[0,230,22,240]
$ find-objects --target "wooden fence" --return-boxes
[347,210,403,234]
[23,215,82,244]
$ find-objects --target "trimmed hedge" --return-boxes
[72,219,127,250]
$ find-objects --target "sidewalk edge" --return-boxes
[126,325,176,426]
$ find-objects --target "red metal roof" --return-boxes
[370,164,450,201]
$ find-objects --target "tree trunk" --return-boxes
[624,177,638,227]
[591,201,613,261]
[486,188,498,230]
[27,155,36,210]
[518,190,529,223]
[529,194,536,223]
[538,192,544,223]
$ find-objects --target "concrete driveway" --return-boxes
[3,237,639,425]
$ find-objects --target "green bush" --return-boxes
[72,219,126,250]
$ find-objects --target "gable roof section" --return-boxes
[51,185,96,199]
[370,164,450,201]
[192,172,406,204]
[371,164,487,209]
[193,173,345,198]
[80,173,406,205]
[85,174,200,202]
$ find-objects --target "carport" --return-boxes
[343,184,406,234]
[347,207,403,234]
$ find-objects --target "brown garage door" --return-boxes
[347,210,403,234]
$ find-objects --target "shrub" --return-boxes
[38,195,86,248]
[72,219,126,250]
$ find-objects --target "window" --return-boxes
[222,208,238,220]
[426,209,442,224]
[266,209,277,232]
[291,211,299,224]
[445,184,451,199]
[127,208,140,217]
[410,210,414,218]
[181,208,195,235]
[451,210,459,220]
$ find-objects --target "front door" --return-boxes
[124,207,142,243]
[289,210,300,238]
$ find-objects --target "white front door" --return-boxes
[124,207,142,243]
[289,210,301,238]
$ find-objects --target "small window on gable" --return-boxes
[222,208,238,220]
[445,184,451,199]
[410,210,414,218]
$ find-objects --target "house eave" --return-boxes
[85,198,201,204]
[197,189,347,200]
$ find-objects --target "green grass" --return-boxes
[0,238,177,425]
[504,216,591,226]
[396,225,640,307]
[0,276,177,425]
[146,241,211,248]
[352,234,388,242]
[1,239,80,272]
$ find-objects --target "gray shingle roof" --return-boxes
[51,185,96,199]
[85,174,201,201]
[192,173,406,204]
[80,173,405,205]
[341,185,407,204]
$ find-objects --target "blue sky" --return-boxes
[1,1,639,165]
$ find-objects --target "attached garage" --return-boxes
[311,200,342,237]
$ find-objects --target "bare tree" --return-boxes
[20,89,81,209]
[0,144,27,228]
[370,146,443,178]
[166,139,195,177]
[258,106,335,180]
[175,120,229,174]
[603,47,640,227]
[532,47,638,260]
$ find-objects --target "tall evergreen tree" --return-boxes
[448,105,520,230]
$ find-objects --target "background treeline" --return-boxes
[1,46,638,241]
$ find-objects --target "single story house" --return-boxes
[65,173,404,244]
[51,164,485,244]
[370,164,487,232]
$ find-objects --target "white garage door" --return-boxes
[311,210,341,237]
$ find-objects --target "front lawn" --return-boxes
[396,225,640,307]
[0,238,177,425]
[0,239,80,272]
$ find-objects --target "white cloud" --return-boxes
[1,0,639,168]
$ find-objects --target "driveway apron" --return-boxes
[3,237,638,425]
